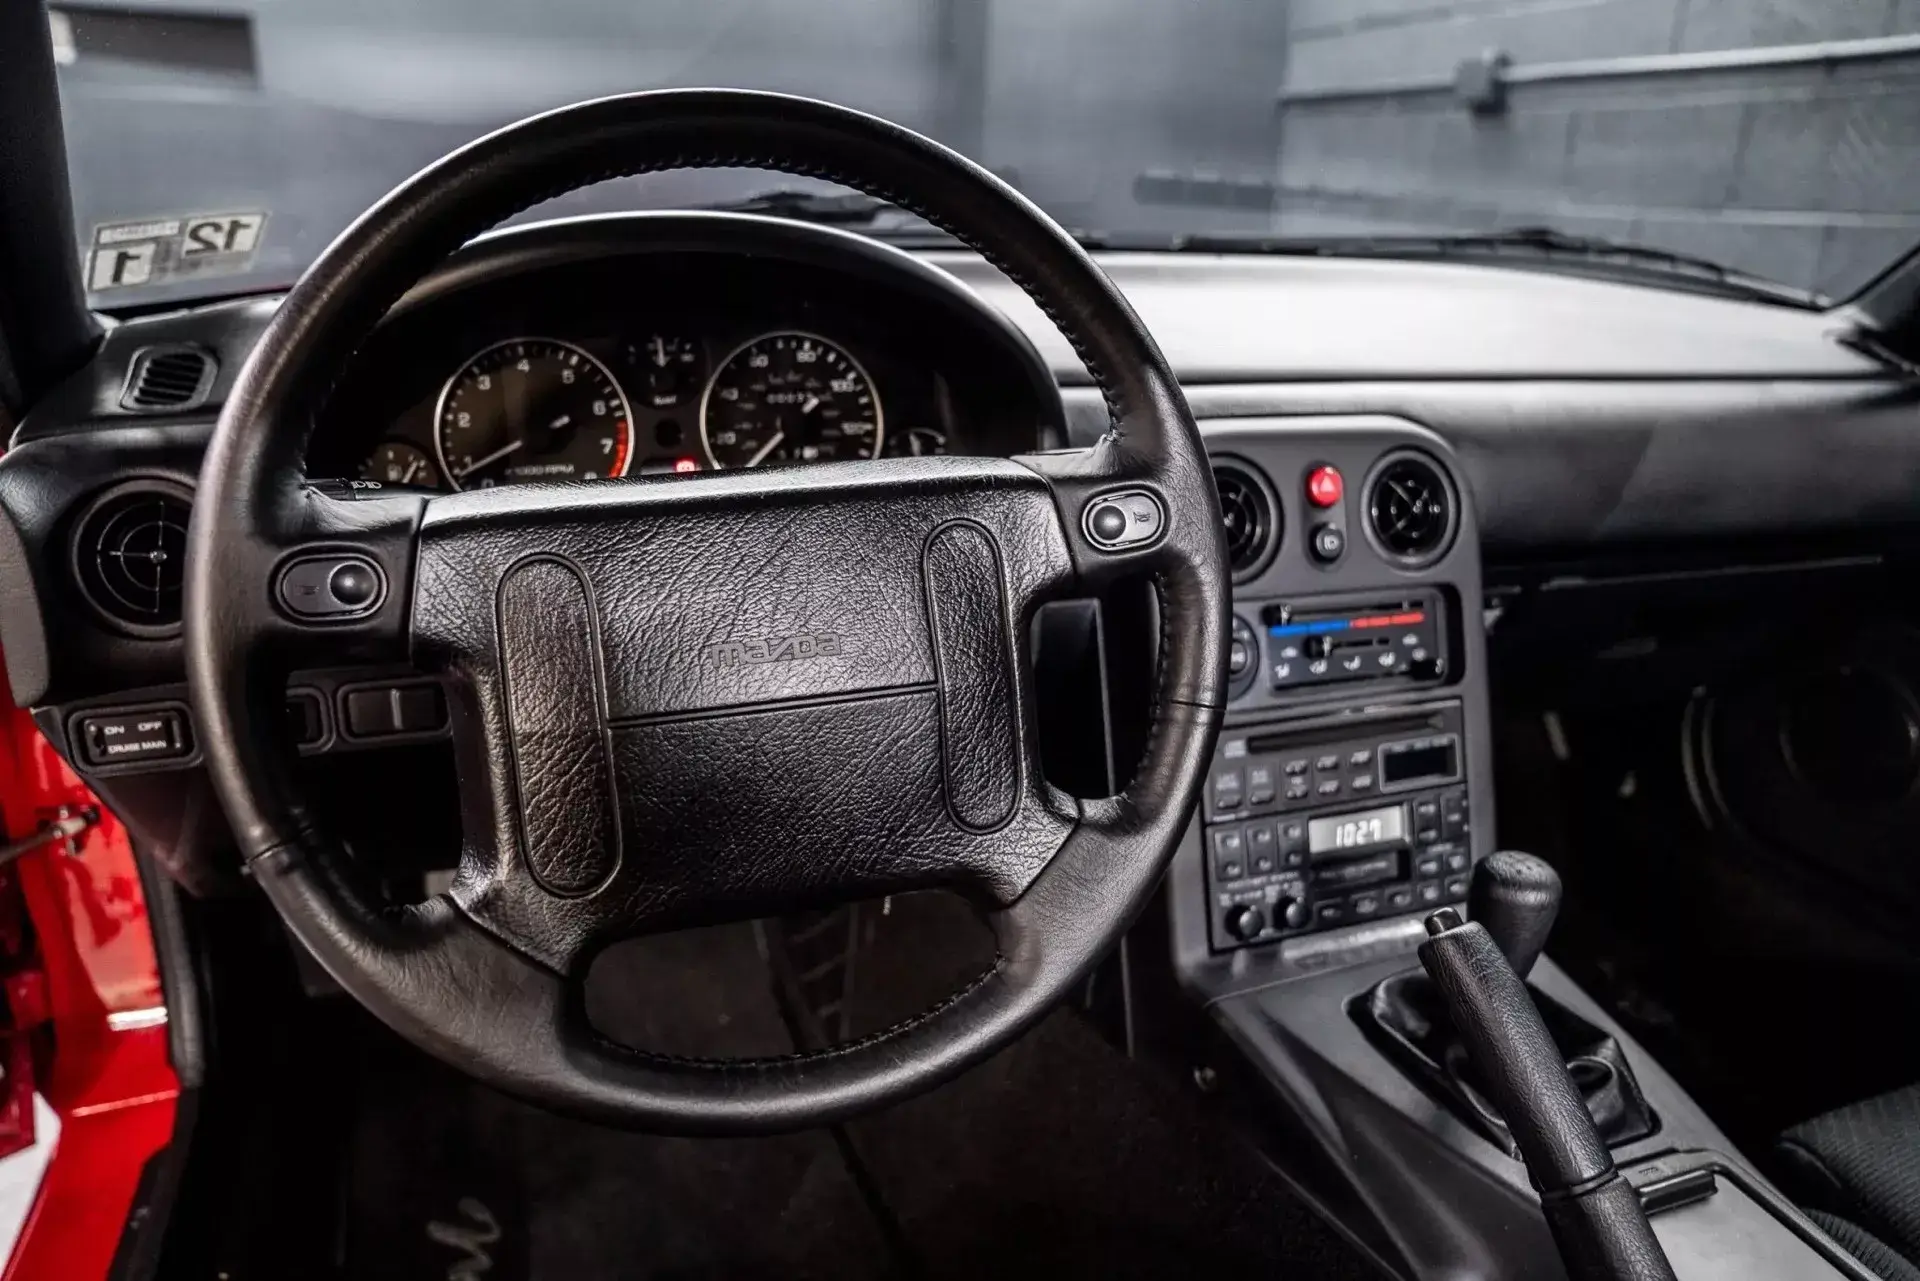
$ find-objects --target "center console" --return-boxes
[1166,416,1871,1281]
[1169,415,1495,986]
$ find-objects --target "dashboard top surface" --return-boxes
[930,251,1882,383]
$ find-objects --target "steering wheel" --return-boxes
[184,90,1227,1134]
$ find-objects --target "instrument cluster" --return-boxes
[310,246,1055,491]
[365,325,937,492]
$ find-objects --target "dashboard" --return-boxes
[304,216,1063,492]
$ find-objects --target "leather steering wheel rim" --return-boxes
[185,89,1228,1134]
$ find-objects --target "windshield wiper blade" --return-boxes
[1385,224,1796,287]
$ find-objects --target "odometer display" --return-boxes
[700,332,882,468]
[434,338,633,489]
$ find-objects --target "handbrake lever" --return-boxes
[1419,908,1677,1281]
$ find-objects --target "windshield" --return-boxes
[49,2,1920,309]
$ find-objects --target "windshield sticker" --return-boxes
[85,211,267,291]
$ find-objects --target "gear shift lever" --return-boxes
[1468,850,1562,978]
[1420,910,1676,1280]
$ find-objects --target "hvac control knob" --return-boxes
[1225,904,1267,941]
[1276,896,1310,930]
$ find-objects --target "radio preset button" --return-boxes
[1415,852,1443,879]
[1314,753,1341,772]
[1247,824,1277,873]
[1416,881,1444,906]
[1351,893,1381,918]
[1350,772,1375,792]
[1285,778,1311,802]
[1316,779,1341,798]
[1443,875,1469,900]
[1315,900,1348,926]
[1386,887,1415,911]
[1349,749,1373,767]
[1283,758,1310,776]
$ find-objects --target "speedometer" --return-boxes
[434,338,632,490]
[700,333,882,468]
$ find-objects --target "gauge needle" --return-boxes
[801,395,821,415]
[547,414,571,431]
[399,457,423,485]
[745,432,786,468]
[454,439,524,479]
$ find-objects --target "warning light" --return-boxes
[673,457,700,474]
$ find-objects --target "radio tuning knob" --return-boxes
[1225,904,1266,941]
[1276,896,1310,930]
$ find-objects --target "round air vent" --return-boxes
[1365,452,1456,567]
[71,482,193,634]
[1213,462,1280,579]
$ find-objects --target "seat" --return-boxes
[1774,1083,1920,1281]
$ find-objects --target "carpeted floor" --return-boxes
[338,896,1377,1280]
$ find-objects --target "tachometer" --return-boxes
[434,338,632,490]
[700,332,882,468]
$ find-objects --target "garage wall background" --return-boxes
[52,0,1920,305]
[1269,1,1920,296]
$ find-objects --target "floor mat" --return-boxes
[342,921,893,1281]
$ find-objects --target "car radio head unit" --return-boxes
[1201,702,1472,952]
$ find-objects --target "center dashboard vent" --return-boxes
[1366,453,1456,566]
[71,483,193,634]
[1213,462,1279,578]
[120,344,216,412]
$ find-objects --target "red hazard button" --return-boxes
[1306,465,1343,508]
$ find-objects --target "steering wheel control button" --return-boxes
[78,707,190,767]
[1081,490,1167,551]
[278,555,386,619]
[327,562,379,609]
[1089,503,1129,542]
[1306,464,1344,508]
[1308,522,1346,565]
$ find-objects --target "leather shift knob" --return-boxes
[1467,850,1561,978]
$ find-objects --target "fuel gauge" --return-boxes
[359,441,441,489]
